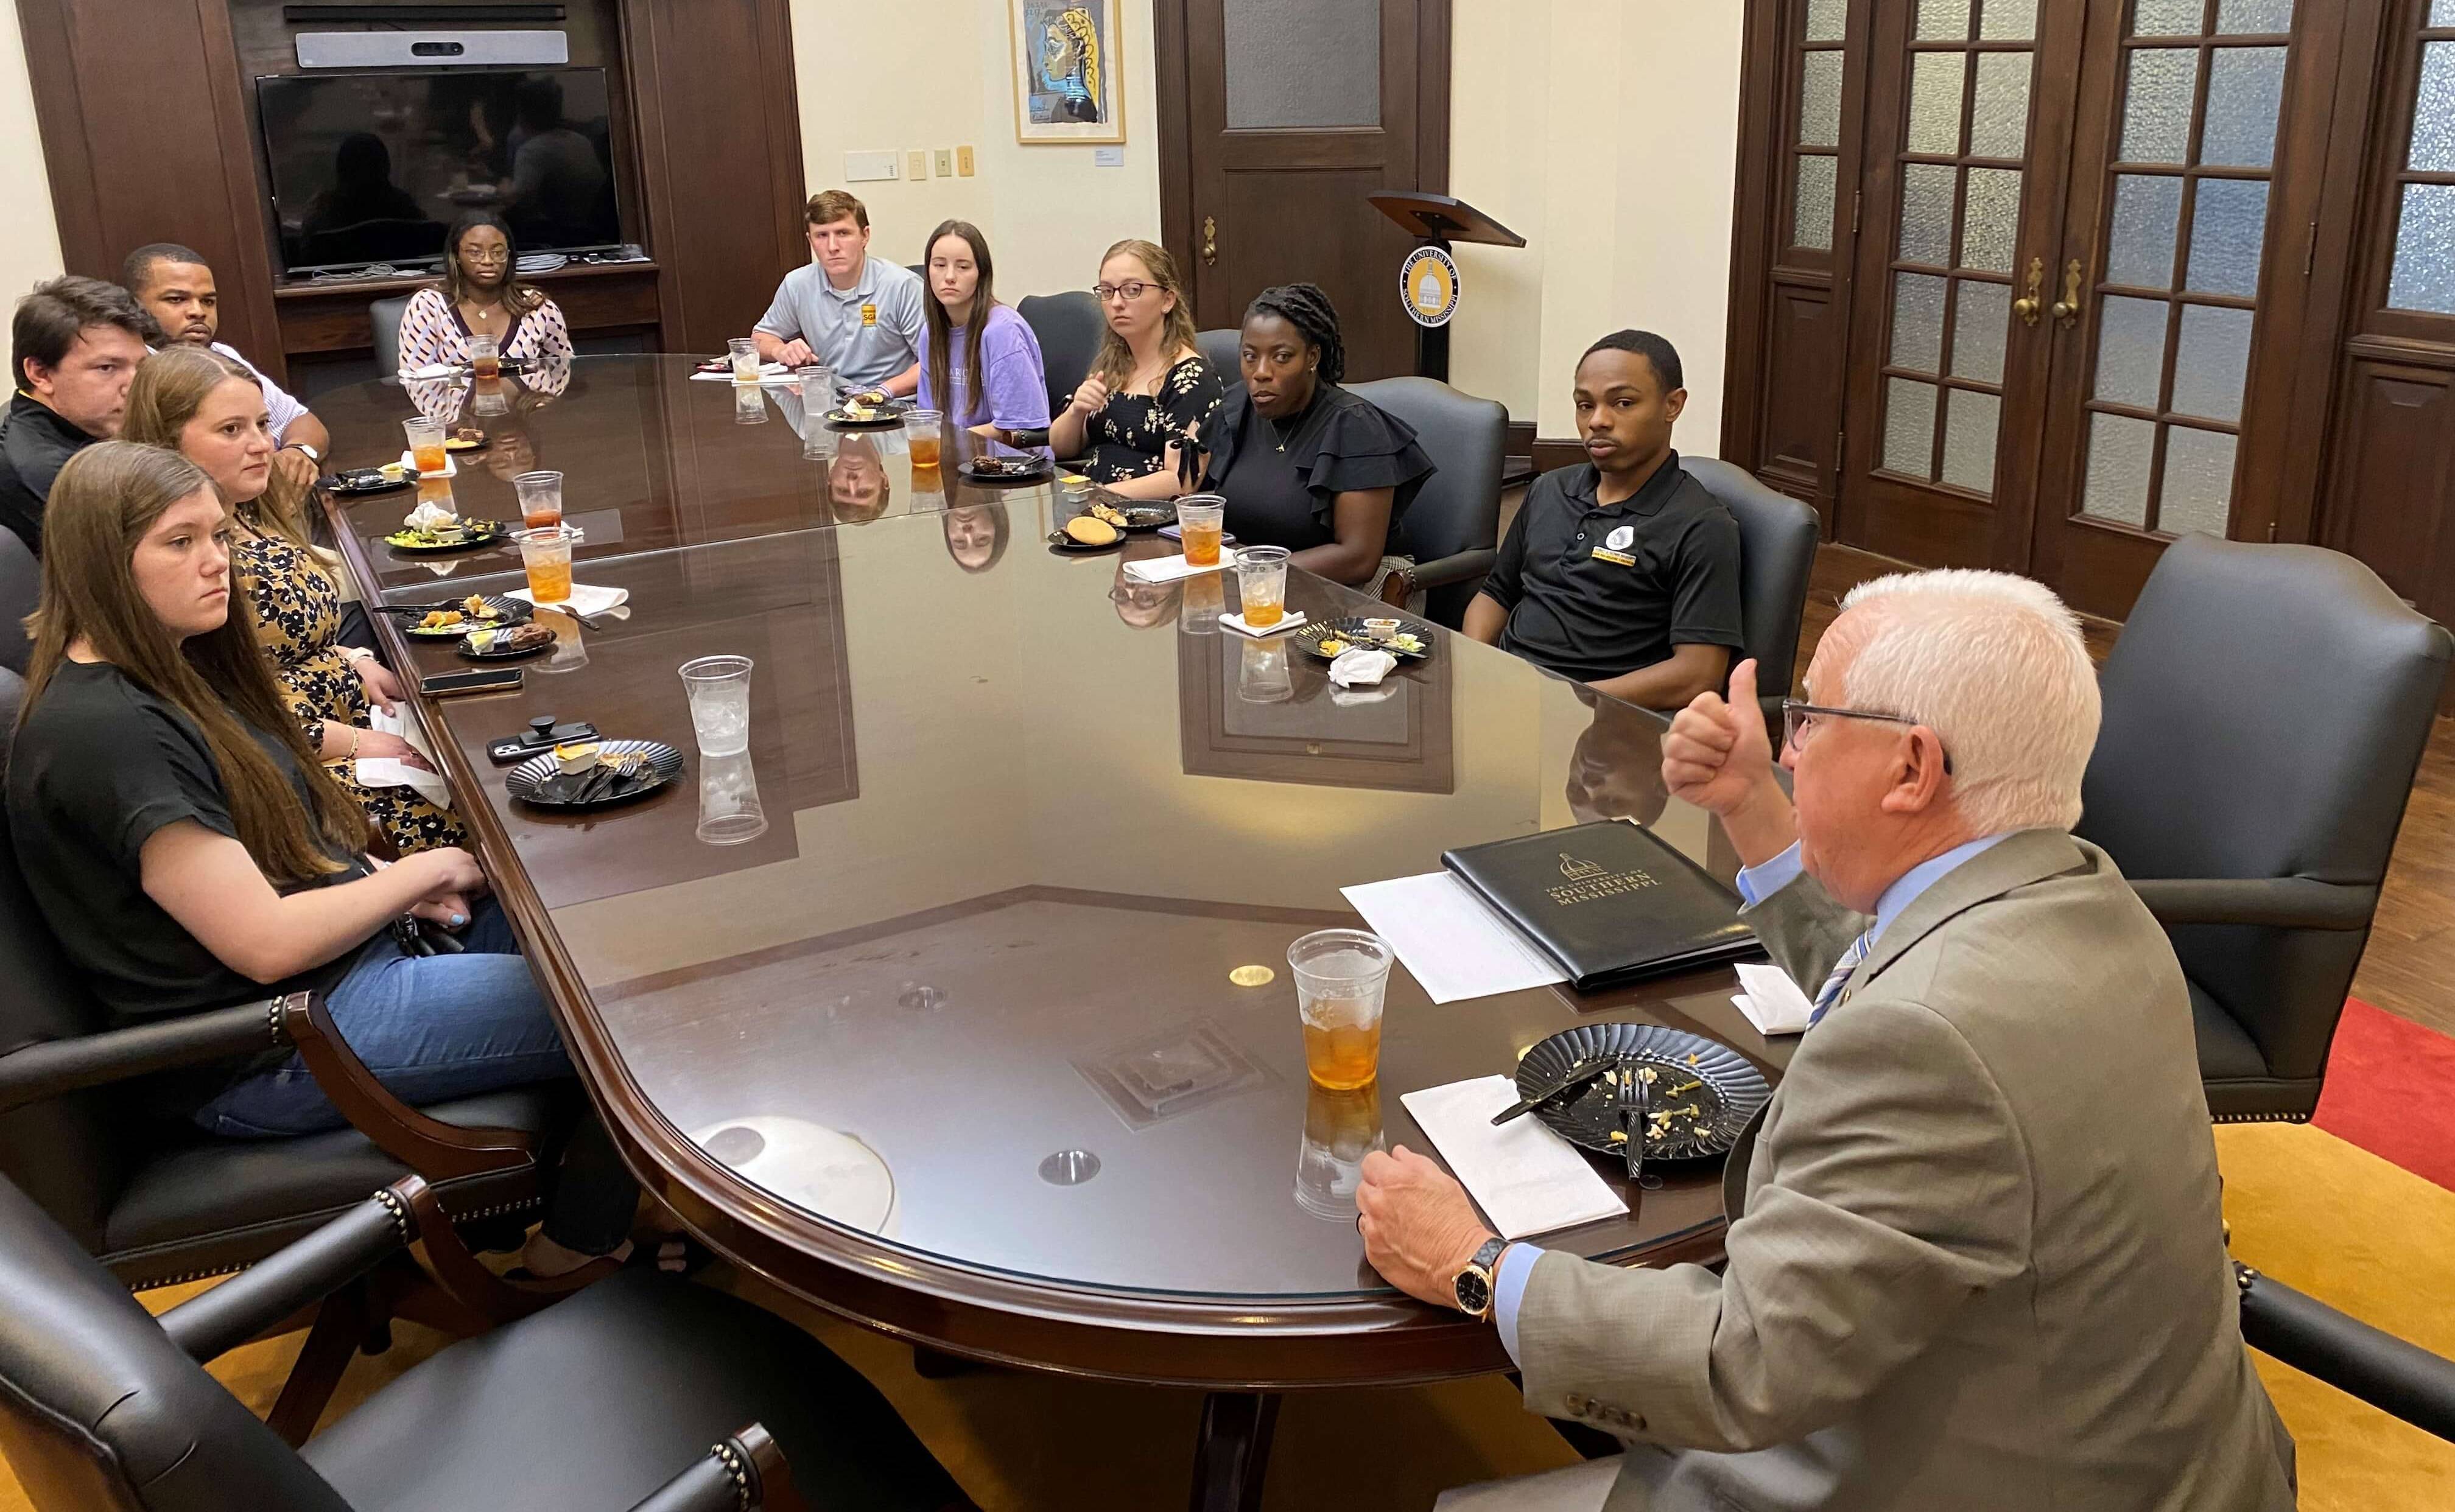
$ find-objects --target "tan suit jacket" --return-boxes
[1515,830,2295,1511]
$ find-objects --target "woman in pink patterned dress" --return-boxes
[396,211,574,373]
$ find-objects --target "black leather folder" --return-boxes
[1441,821,1763,990]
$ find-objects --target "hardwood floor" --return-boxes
[1796,544,2455,1038]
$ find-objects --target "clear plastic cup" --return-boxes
[514,523,581,605]
[512,470,564,528]
[679,654,754,756]
[695,749,769,845]
[728,337,760,383]
[796,365,835,405]
[1234,544,1291,628]
[468,333,500,380]
[1288,929,1394,1090]
[904,408,944,470]
[402,416,447,475]
[1176,494,1226,567]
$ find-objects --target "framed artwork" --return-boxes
[1010,0,1125,144]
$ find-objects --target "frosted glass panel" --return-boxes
[1970,52,2034,157]
[2120,49,2200,163]
[1900,164,1958,264]
[2436,0,2455,23]
[2160,427,2238,536]
[2412,43,2455,172]
[1918,0,1972,40]
[1886,379,1939,477]
[1961,167,2023,272]
[1801,51,1845,146]
[2185,178,2268,296]
[2389,183,2455,313]
[1224,0,1381,130]
[2095,295,2171,408]
[1941,390,2003,493]
[2215,0,2293,33]
[2082,413,2157,525]
[1951,279,2010,383]
[2202,47,2287,168]
[1806,0,1847,42]
[2134,0,2204,35]
[1795,155,1838,248]
[1981,0,2038,41]
[2171,304,2255,420]
[1892,273,1948,372]
[2107,175,2185,289]
[1909,52,1967,154]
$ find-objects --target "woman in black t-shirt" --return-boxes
[1201,284,1435,589]
[4,442,630,1275]
[1046,238,1225,499]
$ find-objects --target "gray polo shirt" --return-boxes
[754,256,924,391]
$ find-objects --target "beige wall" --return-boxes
[1448,1,1745,449]
[0,4,63,306]
[784,0,1162,303]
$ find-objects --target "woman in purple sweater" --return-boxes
[916,220,1052,443]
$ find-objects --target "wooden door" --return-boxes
[1155,0,1449,381]
[1836,0,2088,570]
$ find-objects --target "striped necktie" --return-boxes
[1808,929,1874,1028]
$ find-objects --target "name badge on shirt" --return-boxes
[1590,547,1637,567]
[1592,522,1637,567]
[861,303,879,327]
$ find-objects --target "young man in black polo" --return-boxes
[0,276,156,555]
[1463,331,1744,710]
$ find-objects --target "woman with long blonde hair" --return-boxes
[1047,237,1224,502]
[123,345,462,853]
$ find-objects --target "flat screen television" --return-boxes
[256,68,623,275]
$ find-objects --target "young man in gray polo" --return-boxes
[753,190,924,397]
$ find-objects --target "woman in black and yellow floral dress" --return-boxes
[125,347,464,854]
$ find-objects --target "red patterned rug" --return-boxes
[2311,998,2455,1192]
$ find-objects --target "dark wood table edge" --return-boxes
[321,499,1740,1388]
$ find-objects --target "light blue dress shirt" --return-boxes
[1491,830,2015,1366]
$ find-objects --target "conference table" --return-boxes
[314,356,1795,1510]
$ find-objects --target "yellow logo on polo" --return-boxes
[861,303,878,327]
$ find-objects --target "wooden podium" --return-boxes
[1366,191,1526,382]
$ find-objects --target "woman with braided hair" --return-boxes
[1201,282,1435,588]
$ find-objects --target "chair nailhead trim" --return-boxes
[265,998,286,1046]
[711,1440,753,1511]
[370,1187,413,1247]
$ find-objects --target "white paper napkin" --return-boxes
[510,584,630,617]
[354,704,452,809]
[1400,1076,1629,1241]
[1329,647,1397,686]
[1732,961,1816,1037]
[1123,548,1240,584]
[400,362,460,380]
[1220,610,1306,638]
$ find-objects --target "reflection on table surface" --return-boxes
[359,397,1779,1306]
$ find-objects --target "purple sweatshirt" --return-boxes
[916,303,1052,432]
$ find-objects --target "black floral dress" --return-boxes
[232,530,465,855]
[1085,354,1226,485]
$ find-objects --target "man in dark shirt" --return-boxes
[0,276,155,554]
[1464,331,1745,709]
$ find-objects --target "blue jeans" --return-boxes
[196,898,636,1255]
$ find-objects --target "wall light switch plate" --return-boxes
[907,149,930,180]
[1094,146,1125,167]
[956,145,976,177]
[844,149,897,182]
[935,149,954,177]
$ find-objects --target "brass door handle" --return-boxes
[2012,256,2045,327]
[1201,215,1218,267]
[2051,259,2085,327]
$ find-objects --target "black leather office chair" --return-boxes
[2236,1261,2455,1443]
[369,294,412,374]
[1347,376,1506,628]
[2076,536,2452,1121]
[1195,326,1242,377]
[0,526,35,674]
[0,1173,974,1511]
[1016,290,1104,428]
[1679,458,1820,735]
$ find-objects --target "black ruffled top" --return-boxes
[1202,382,1436,555]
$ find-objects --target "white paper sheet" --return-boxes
[1122,548,1239,584]
[1732,961,1815,1037]
[1400,1076,1628,1240]
[1341,872,1566,1005]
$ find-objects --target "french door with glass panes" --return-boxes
[1836,0,2345,617]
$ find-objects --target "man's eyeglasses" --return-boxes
[1092,281,1154,303]
[1779,699,1953,774]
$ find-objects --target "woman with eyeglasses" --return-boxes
[396,211,574,373]
[1047,239,1224,501]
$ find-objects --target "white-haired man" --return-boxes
[1360,570,2295,1511]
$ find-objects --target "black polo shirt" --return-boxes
[1480,453,1745,682]
[0,391,100,555]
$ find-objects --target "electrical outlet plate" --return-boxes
[956,145,976,177]
[934,149,954,177]
[906,149,930,180]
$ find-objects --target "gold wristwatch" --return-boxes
[1452,1236,1509,1321]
